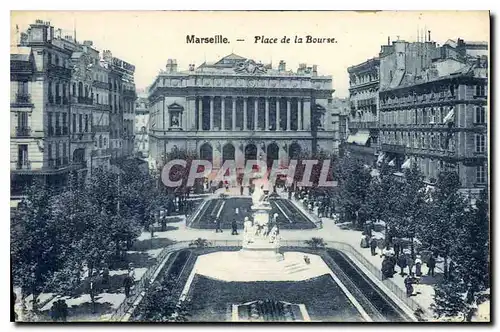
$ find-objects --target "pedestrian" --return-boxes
[215,217,223,233]
[406,253,415,275]
[397,254,408,276]
[370,236,378,256]
[101,263,110,291]
[427,254,436,277]
[231,219,238,235]
[360,234,369,248]
[123,275,133,298]
[288,189,292,200]
[59,299,68,322]
[240,185,244,196]
[235,207,239,215]
[381,256,393,280]
[415,254,423,277]
[393,239,401,259]
[404,275,415,297]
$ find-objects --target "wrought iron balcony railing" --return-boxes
[15,126,31,137]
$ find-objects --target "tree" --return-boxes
[391,164,428,254]
[304,237,326,249]
[359,163,399,241]
[136,276,189,322]
[420,171,469,279]
[432,189,490,321]
[11,180,62,313]
[336,156,372,229]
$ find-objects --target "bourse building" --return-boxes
[147,54,338,171]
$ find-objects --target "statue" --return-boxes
[251,185,269,207]
[243,217,254,245]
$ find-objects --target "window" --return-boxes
[17,81,28,95]
[475,134,486,153]
[476,84,485,97]
[78,114,83,133]
[103,137,107,148]
[99,135,103,148]
[47,52,52,65]
[18,144,28,166]
[475,107,486,124]
[477,165,486,184]
[84,114,89,132]
[47,143,52,160]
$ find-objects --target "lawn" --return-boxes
[186,274,363,322]
[190,197,316,230]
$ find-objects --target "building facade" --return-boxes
[346,58,380,165]
[10,20,135,197]
[378,38,488,194]
[134,92,149,158]
[148,54,337,170]
[101,50,136,162]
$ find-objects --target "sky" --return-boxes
[10,11,489,98]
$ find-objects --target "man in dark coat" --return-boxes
[427,255,436,277]
[231,219,238,235]
[370,237,378,256]
[398,255,408,276]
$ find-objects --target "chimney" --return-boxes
[166,59,178,73]
[83,40,93,47]
[428,30,431,42]
[278,60,286,72]
[388,36,390,45]
[312,65,318,76]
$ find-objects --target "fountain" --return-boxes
[240,178,283,260]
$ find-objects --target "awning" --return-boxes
[377,153,386,163]
[388,158,395,166]
[347,132,370,145]
[443,108,455,123]
[401,158,412,169]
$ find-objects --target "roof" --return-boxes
[10,46,31,62]
[215,53,247,63]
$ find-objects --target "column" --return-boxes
[303,98,311,131]
[265,98,270,131]
[297,99,302,130]
[221,96,225,130]
[198,97,203,130]
[276,98,280,131]
[243,98,248,130]
[254,98,258,130]
[286,98,291,131]
[232,97,236,130]
[188,97,196,130]
[209,96,214,130]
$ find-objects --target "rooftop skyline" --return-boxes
[11,11,489,97]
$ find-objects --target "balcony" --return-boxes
[348,121,378,129]
[92,125,111,133]
[98,104,112,111]
[16,160,31,170]
[15,126,31,137]
[71,132,94,142]
[405,147,457,159]
[47,64,72,78]
[381,143,406,154]
[123,89,137,99]
[77,96,94,105]
[14,93,32,105]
